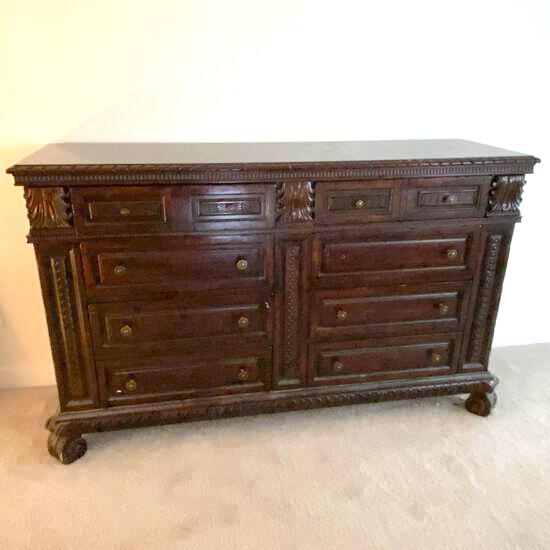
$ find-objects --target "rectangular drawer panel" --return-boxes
[82,236,273,299]
[101,347,271,404]
[316,180,401,224]
[89,290,272,357]
[73,184,275,235]
[73,187,170,234]
[313,227,479,287]
[403,177,490,220]
[311,334,459,385]
[312,282,470,340]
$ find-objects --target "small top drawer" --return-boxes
[316,180,401,224]
[73,187,170,234]
[403,177,490,220]
[72,185,275,235]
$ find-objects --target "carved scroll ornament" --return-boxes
[24,187,73,229]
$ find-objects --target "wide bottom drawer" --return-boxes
[101,347,272,405]
[310,334,460,385]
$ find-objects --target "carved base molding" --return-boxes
[46,372,498,462]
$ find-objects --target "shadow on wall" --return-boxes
[0,145,55,388]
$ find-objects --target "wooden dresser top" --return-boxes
[8,140,539,185]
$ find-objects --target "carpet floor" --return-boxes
[1,343,549,550]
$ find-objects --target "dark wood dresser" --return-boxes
[7,140,539,464]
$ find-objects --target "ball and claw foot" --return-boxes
[47,428,87,464]
[465,391,497,417]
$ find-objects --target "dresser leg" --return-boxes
[465,390,497,417]
[47,425,87,464]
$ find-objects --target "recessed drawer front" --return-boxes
[312,335,458,384]
[314,228,479,287]
[316,180,401,224]
[312,282,470,340]
[403,177,490,220]
[82,236,273,299]
[73,187,170,234]
[102,348,271,404]
[89,292,271,357]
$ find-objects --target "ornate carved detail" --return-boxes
[9,156,538,184]
[47,374,498,443]
[468,235,502,363]
[276,181,314,223]
[24,187,72,229]
[49,254,85,398]
[487,175,525,216]
[283,245,300,377]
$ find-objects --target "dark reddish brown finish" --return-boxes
[7,140,539,463]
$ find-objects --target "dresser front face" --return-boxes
[21,172,524,412]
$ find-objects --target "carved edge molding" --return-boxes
[468,235,502,363]
[38,246,96,409]
[282,244,300,378]
[47,375,498,434]
[24,187,73,229]
[276,181,314,223]
[487,175,525,216]
[10,156,538,184]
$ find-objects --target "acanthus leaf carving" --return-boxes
[487,175,524,216]
[24,187,73,229]
[276,181,314,223]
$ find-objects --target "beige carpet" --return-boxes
[1,344,549,550]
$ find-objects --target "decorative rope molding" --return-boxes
[10,156,539,185]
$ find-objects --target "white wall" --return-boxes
[1,0,549,387]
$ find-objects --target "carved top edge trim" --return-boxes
[7,156,539,184]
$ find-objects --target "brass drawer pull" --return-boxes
[336,309,348,321]
[442,194,458,204]
[124,379,137,392]
[237,368,249,382]
[120,325,133,337]
[236,258,249,271]
[354,199,366,209]
[446,248,459,260]
[113,264,127,276]
[333,360,345,372]
[438,303,449,314]
[119,207,131,216]
[431,352,442,363]
[237,316,250,328]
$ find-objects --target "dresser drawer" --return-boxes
[316,180,401,224]
[73,184,275,235]
[312,282,470,340]
[89,290,272,357]
[313,227,479,287]
[402,177,490,220]
[82,236,273,299]
[311,334,459,384]
[73,187,170,234]
[101,347,271,404]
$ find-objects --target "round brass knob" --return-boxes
[236,259,249,271]
[237,316,250,329]
[113,265,127,276]
[333,360,345,372]
[446,248,459,260]
[443,194,458,204]
[237,368,249,382]
[124,379,137,392]
[120,325,133,337]
[336,309,348,321]
[354,199,366,209]
[438,303,449,314]
[431,352,442,363]
[120,207,131,216]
